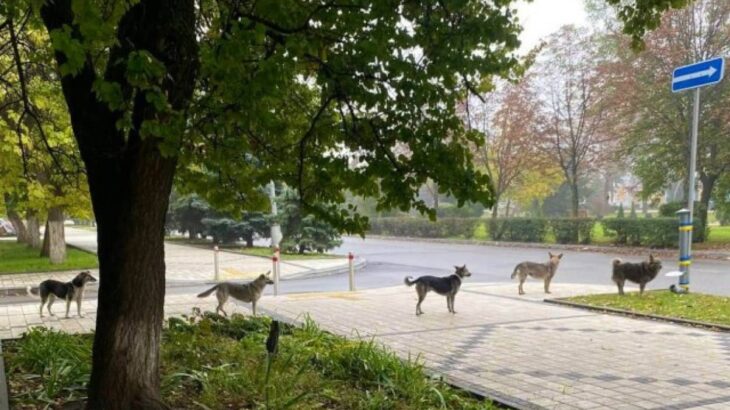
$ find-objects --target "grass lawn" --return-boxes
[707,225,730,245]
[564,291,730,327]
[4,315,498,409]
[0,241,98,274]
[165,237,342,259]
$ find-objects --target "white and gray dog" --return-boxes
[511,252,563,295]
[197,272,273,316]
[404,265,471,316]
[27,270,97,318]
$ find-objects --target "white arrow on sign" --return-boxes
[673,66,717,84]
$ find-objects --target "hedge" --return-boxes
[368,217,482,238]
[488,218,548,242]
[550,218,595,244]
[601,217,705,248]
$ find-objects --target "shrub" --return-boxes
[436,202,485,218]
[368,217,481,238]
[601,217,705,248]
[550,218,595,244]
[488,218,548,242]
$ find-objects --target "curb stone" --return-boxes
[544,297,730,332]
[361,235,730,261]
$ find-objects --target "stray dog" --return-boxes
[27,271,97,318]
[197,272,273,316]
[404,265,471,316]
[612,254,662,295]
[511,252,563,295]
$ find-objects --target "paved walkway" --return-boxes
[0,230,357,288]
[2,282,728,409]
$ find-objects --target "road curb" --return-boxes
[362,235,730,261]
[544,298,730,332]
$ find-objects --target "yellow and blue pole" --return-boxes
[677,209,691,292]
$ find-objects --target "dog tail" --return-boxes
[26,286,39,297]
[404,276,418,287]
[612,259,622,267]
[197,284,219,298]
[510,266,519,279]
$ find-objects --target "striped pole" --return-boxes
[677,209,691,292]
[272,253,279,296]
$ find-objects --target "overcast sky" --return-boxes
[516,0,588,52]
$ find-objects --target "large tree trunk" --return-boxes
[697,174,717,243]
[6,209,28,244]
[41,0,198,407]
[26,212,42,248]
[490,194,500,218]
[570,181,580,217]
[45,207,66,264]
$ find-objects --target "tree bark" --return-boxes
[40,0,198,407]
[46,207,66,264]
[570,181,580,217]
[6,209,28,244]
[41,220,50,257]
[697,174,717,243]
[26,212,42,248]
[490,194,500,219]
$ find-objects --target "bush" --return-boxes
[601,217,705,248]
[488,218,548,242]
[550,218,595,244]
[436,203,485,218]
[368,217,481,238]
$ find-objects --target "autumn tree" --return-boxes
[534,26,616,217]
[613,0,730,240]
[471,79,546,217]
[1,0,693,406]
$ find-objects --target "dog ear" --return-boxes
[558,253,563,259]
[549,252,553,258]
[265,270,272,276]
[649,254,654,262]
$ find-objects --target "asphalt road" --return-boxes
[65,229,730,296]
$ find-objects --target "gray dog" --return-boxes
[612,255,662,295]
[197,272,273,316]
[511,252,563,295]
[404,265,471,315]
[27,271,97,318]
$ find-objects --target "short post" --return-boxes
[348,252,355,291]
[272,253,279,296]
[677,209,692,292]
[213,245,220,281]
[274,246,281,282]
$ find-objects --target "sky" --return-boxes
[516,0,588,52]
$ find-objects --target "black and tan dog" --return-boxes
[612,254,662,295]
[197,272,273,316]
[27,271,97,318]
[404,265,471,316]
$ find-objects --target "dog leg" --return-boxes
[616,280,625,296]
[46,295,55,316]
[450,295,457,314]
[416,292,425,316]
[639,282,646,295]
[65,298,71,318]
[77,298,84,318]
[544,277,552,294]
[518,277,526,295]
[252,300,257,316]
[39,298,46,318]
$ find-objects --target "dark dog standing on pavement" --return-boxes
[404,265,471,316]
[27,271,97,318]
[511,252,563,295]
[612,254,662,295]
[197,272,273,316]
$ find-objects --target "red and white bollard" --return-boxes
[348,252,355,291]
[213,245,220,281]
[272,253,279,296]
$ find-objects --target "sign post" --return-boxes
[671,57,725,292]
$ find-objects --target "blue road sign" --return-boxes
[672,57,724,93]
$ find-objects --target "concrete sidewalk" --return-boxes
[0,229,362,289]
[2,283,728,409]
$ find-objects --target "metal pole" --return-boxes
[269,181,282,248]
[679,87,700,292]
[213,245,219,281]
[348,252,355,291]
[272,254,279,296]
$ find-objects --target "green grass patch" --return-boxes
[0,241,98,274]
[707,225,730,245]
[5,315,499,409]
[564,291,730,326]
